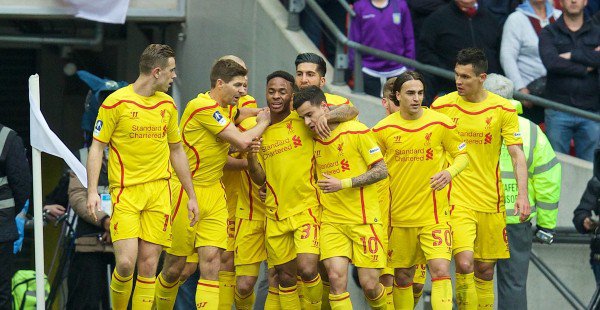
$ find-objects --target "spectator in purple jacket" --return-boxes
[349,0,415,97]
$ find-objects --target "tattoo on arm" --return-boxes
[327,105,359,123]
[351,160,387,188]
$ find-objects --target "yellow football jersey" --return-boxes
[431,91,522,213]
[179,91,232,186]
[221,94,258,217]
[325,92,353,107]
[236,117,267,221]
[372,109,467,227]
[314,121,383,224]
[258,111,319,220]
[94,85,180,189]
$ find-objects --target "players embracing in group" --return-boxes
[87,46,529,310]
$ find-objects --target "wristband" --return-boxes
[341,178,353,189]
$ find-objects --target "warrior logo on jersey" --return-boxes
[340,159,350,171]
[484,133,493,144]
[212,111,227,126]
[485,117,493,129]
[452,117,459,125]
[292,135,302,147]
[394,136,402,144]
[286,120,294,133]
[337,143,344,156]
[426,148,434,160]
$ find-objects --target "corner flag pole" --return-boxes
[28,74,46,310]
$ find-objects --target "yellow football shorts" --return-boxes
[167,181,228,257]
[413,263,427,285]
[109,179,171,247]
[320,222,386,269]
[265,207,321,266]
[388,222,452,269]
[234,218,267,276]
[451,204,510,260]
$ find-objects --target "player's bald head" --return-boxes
[219,55,247,70]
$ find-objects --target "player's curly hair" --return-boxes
[391,71,425,107]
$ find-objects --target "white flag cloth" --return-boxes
[29,76,88,187]
[66,0,130,24]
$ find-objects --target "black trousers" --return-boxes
[0,241,15,310]
[66,252,115,310]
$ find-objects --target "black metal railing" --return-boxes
[287,0,600,123]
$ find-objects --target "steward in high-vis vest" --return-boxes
[0,124,31,308]
[498,100,561,310]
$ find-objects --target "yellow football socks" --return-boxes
[265,287,281,310]
[196,279,220,309]
[475,277,494,310]
[131,275,155,310]
[279,284,302,310]
[393,281,414,310]
[110,270,133,310]
[234,288,255,310]
[431,277,453,310]
[456,272,477,310]
[154,273,179,309]
[365,283,387,310]
[303,274,323,309]
[329,292,352,310]
[218,271,235,310]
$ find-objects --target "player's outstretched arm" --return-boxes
[508,144,531,222]
[313,105,360,139]
[218,108,270,151]
[236,107,261,124]
[86,139,106,221]
[319,160,388,193]
[247,138,266,186]
[169,142,199,226]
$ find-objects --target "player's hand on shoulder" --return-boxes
[318,173,342,193]
[256,108,271,125]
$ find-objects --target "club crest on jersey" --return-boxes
[424,132,432,146]
[337,143,344,156]
[485,117,493,129]
[160,109,166,123]
[213,111,227,126]
[93,120,103,135]
[286,120,294,133]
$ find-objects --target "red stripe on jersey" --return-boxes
[265,181,279,206]
[450,205,455,215]
[447,180,452,202]
[308,208,319,225]
[369,224,384,250]
[244,171,254,220]
[432,190,439,224]
[314,129,370,145]
[93,136,108,144]
[171,187,185,224]
[368,158,384,168]
[109,144,125,205]
[360,187,367,224]
[234,218,243,239]
[228,105,235,119]
[431,103,516,115]
[310,156,321,205]
[372,122,455,133]
[241,100,256,107]
[102,99,176,110]
[180,104,220,178]
[495,162,501,213]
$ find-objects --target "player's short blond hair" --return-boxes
[383,77,397,101]
[139,44,175,74]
